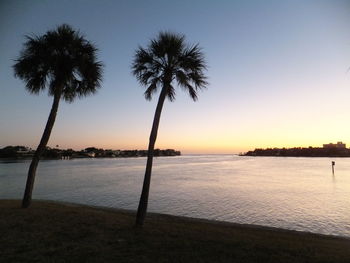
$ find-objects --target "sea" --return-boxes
[1,155,349,237]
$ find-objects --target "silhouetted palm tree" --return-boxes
[13,24,103,208]
[132,32,208,226]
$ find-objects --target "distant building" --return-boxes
[86,152,95,157]
[323,141,346,149]
[15,146,30,154]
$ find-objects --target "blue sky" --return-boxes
[1,0,350,153]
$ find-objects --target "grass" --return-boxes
[1,200,350,263]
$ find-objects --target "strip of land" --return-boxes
[1,200,349,263]
[244,146,350,157]
[0,146,181,159]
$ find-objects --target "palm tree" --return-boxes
[13,24,103,208]
[132,32,208,226]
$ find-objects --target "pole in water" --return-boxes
[331,161,335,175]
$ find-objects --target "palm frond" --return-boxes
[166,84,176,102]
[186,83,198,101]
[144,76,162,100]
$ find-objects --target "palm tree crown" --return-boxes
[13,24,103,102]
[132,32,207,101]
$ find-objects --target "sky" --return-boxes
[1,0,350,154]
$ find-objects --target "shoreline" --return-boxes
[2,199,350,262]
[35,199,350,241]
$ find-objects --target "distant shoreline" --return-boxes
[243,146,350,158]
[0,146,181,159]
[0,155,180,160]
[241,155,350,158]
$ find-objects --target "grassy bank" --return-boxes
[1,200,349,263]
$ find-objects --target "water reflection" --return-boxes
[1,155,350,237]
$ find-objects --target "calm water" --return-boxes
[1,155,350,237]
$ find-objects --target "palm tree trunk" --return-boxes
[22,88,62,208]
[135,86,168,227]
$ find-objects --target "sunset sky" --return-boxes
[1,0,350,154]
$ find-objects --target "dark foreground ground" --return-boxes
[1,200,350,263]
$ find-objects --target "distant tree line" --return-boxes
[0,146,180,159]
[244,147,350,157]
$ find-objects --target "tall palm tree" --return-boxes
[132,32,208,226]
[13,24,103,208]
